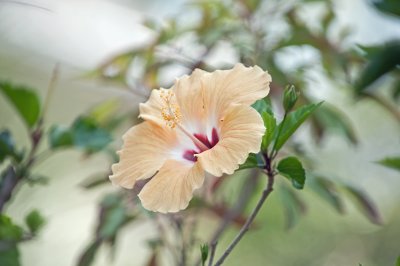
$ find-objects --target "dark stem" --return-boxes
[208,241,218,266]
[0,167,18,212]
[194,171,259,266]
[0,65,58,212]
[213,171,275,266]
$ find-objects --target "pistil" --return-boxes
[160,90,210,152]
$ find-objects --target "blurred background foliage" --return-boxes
[0,0,399,265]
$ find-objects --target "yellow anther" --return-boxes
[159,89,209,151]
[160,90,181,128]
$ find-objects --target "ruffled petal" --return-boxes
[197,104,265,177]
[138,160,204,213]
[138,88,165,126]
[110,121,178,189]
[174,63,271,130]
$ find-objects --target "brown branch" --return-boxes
[213,171,275,266]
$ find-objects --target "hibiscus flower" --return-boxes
[110,63,271,213]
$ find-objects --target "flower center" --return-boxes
[183,128,219,162]
[160,90,219,162]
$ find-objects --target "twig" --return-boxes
[208,241,217,266]
[213,171,275,266]
[194,171,259,266]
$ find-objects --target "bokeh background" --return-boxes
[0,0,399,266]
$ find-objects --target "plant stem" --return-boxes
[270,113,287,160]
[213,171,275,266]
[195,171,259,266]
[208,241,217,266]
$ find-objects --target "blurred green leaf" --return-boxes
[377,156,400,172]
[396,256,400,266]
[72,117,113,153]
[0,246,20,266]
[261,111,276,151]
[309,176,344,214]
[238,153,265,170]
[200,244,209,266]
[98,194,129,239]
[87,100,119,127]
[81,172,110,189]
[77,241,101,266]
[48,125,73,148]
[277,156,306,189]
[355,41,400,93]
[0,81,41,128]
[393,80,400,100]
[373,0,400,17]
[0,215,23,241]
[279,184,307,229]
[49,116,113,153]
[25,210,45,235]
[313,105,358,144]
[0,130,22,163]
[344,185,382,225]
[274,102,322,151]
[98,206,126,239]
[252,97,273,115]
[26,174,49,186]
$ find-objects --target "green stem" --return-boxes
[270,113,287,159]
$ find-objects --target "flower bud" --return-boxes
[283,85,298,112]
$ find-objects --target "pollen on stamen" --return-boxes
[160,90,182,128]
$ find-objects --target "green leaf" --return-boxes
[87,100,119,127]
[279,184,307,229]
[277,157,306,189]
[72,117,113,153]
[238,153,265,170]
[309,176,344,214]
[81,172,110,189]
[261,112,276,151]
[77,241,101,266]
[344,185,382,225]
[0,246,20,266]
[200,244,209,266]
[355,41,400,93]
[373,0,400,17]
[252,97,273,115]
[48,116,113,152]
[0,81,41,128]
[99,207,126,239]
[48,125,73,148]
[377,156,400,172]
[26,174,49,186]
[25,210,45,234]
[396,256,400,266]
[0,130,22,163]
[98,194,129,239]
[0,215,23,241]
[274,102,322,151]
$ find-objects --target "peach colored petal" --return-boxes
[174,63,271,129]
[109,121,178,189]
[138,88,166,126]
[197,104,265,177]
[138,160,204,213]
